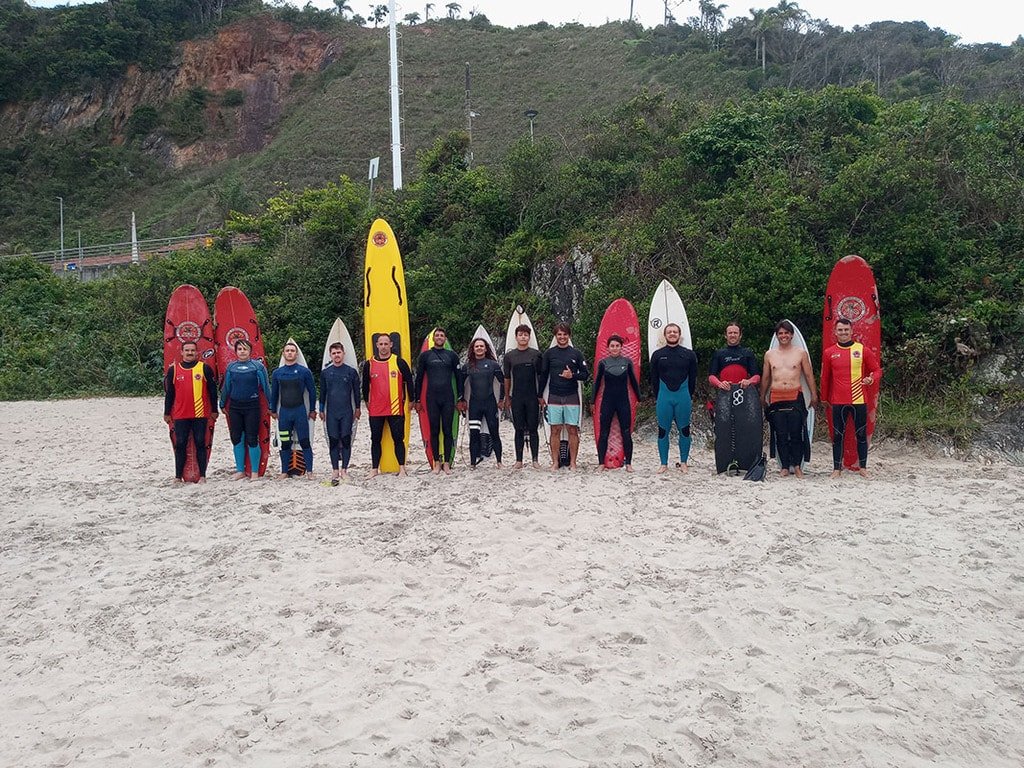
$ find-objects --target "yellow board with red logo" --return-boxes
[363,218,411,472]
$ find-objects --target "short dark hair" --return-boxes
[329,342,344,352]
[234,339,252,352]
[432,327,447,336]
[554,322,571,335]
[835,318,852,328]
[181,340,197,349]
[515,324,532,336]
[606,334,624,346]
[775,320,795,334]
[725,321,743,333]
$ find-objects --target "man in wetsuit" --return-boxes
[413,328,463,475]
[760,320,817,478]
[708,321,760,402]
[270,341,318,479]
[502,324,543,469]
[163,340,219,483]
[539,323,590,471]
[319,342,361,485]
[219,339,270,481]
[820,317,881,479]
[649,323,698,473]
[593,334,641,471]
[361,333,415,477]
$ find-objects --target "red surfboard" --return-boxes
[213,286,271,477]
[417,330,461,468]
[822,255,882,470]
[593,299,642,468]
[163,285,217,483]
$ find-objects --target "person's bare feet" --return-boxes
[513,461,524,470]
[780,468,790,477]
[197,477,207,484]
[442,463,452,475]
[794,466,804,478]
[231,472,246,481]
[656,465,668,474]
[598,465,607,472]
[625,464,634,473]
[677,462,689,473]
[531,461,542,469]
[829,470,842,479]
[496,462,503,469]
[369,469,379,479]
[305,472,315,480]
[397,467,408,477]
[431,463,441,475]
[339,470,349,480]
[172,477,183,484]
[856,468,869,479]
[550,463,558,472]
[277,473,289,480]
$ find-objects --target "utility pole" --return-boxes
[524,109,538,143]
[465,62,474,167]
[56,196,64,263]
[388,0,403,189]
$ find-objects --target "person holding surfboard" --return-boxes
[761,320,817,477]
[650,323,698,473]
[269,341,318,479]
[461,336,505,468]
[219,339,270,481]
[593,335,641,472]
[539,323,590,471]
[502,324,543,469]
[414,328,463,475]
[708,322,760,399]
[163,340,219,484]
[361,333,415,477]
[820,318,882,479]
[319,342,361,484]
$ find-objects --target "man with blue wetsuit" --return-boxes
[649,323,698,473]
[319,342,361,485]
[270,340,318,479]
[219,338,270,480]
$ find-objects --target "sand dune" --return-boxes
[2,397,1023,767]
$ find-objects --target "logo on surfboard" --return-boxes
[837,296,868,323]
[225,326,251,347]
[372,231,388,247]
[175,321,202,344]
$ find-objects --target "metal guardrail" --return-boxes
[3,233,216,272]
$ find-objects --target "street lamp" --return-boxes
[56,196,64,261]
[524,109,538,143]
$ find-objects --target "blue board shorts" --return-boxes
[547,392,581,426]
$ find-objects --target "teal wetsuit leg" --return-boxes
[657,386,693,465]
[233,440,247,472]
[674,387,693,463]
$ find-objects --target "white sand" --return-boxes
[3,397,1023,767]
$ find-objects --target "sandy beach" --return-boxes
[3,397,1023,767]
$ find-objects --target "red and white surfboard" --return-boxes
[593,298,642,468]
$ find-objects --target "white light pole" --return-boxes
[524,109,538,143]
[56,196,64,260]
[388,0,403,189]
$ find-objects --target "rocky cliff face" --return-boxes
[0,18,341,168]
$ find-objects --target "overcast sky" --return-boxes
[25,1,1024,45]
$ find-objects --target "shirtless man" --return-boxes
[760,320,817,477]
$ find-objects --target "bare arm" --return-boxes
[759,353,772,403]
[800,351,818,407]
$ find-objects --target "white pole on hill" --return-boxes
[388,0,403,190]
[131,212,139,265]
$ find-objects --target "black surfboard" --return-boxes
[714,384,764,474]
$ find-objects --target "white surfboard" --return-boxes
[543,334,585,442]
[647,279,692,358]
[504,305,540,354]
[321,318,360,442]
[767,319,815,468]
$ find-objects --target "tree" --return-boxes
[369,3,388,26]
[333,0,352,18]
[445,2,460,19]
[696,0,728,49]
[403,11,420,24]
[424,2,434,20]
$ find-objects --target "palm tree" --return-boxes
[369,3,388,27]
[698,0,728,49]
[425,2,434,20]
[333,0,352,18]
[404,11,420,24]
[445,1,461,19]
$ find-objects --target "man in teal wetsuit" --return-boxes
[649,323,698,473]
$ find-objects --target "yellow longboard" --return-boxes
[363,218,411,472]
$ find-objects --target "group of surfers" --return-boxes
[162,316,880,484]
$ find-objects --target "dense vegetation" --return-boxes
[2,86,1021,445]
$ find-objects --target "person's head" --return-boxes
[432,327,447,348]
[282,341,299,364]
[468,337,495,363]
[515,324,532,348]
[725,322,742,346]
[663,323,681,346]
[375,334,393,358]
[775,320,795,344]
[234,338,252,361]
[834,317,853,343]
[606,334,624,356]
[329,342,345,365]
[181,341,198,362]
[554,322,571,347]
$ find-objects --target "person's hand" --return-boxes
[809,396,818,409]
[354,409,362,420]
[863,375,874,386]
[538,397,546,407]
[163,414,172,425]
[559,366,573,380]
[270,412,278,421]
[739,378,751,388]
[718,380,731,391]
[411,401,419,413]
[456,401,467,414]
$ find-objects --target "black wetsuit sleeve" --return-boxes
[628,361,641,399]
[649,351,660,394]
[319,369,327,412]
[452,351,466,400]
[360,360,371,404]
[204,363,219,413]
[398,359,415,403]
[593,360,606,399]
[575,351,590,384]
[352,368,361,411]
[414,352,427,402]
[494,364,505,401]
[538,350,550,394]
[687,351,698,397]
[708,350,723,378]
[745,349,760,377]
[163,366,175,415]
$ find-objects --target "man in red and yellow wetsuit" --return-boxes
[820,318,882,479]
[163,341,219,483]
[360,333,414,477]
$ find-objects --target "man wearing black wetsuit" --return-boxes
[414,328,464,474]
[649,323,698,472]
[708,321,760,420]
[319,342,361,485]
[502,324,543,468]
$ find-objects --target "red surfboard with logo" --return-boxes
[822,255,882,470]
[213,286,271,477]
[163,285,217,483]
[593,298,642,468]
